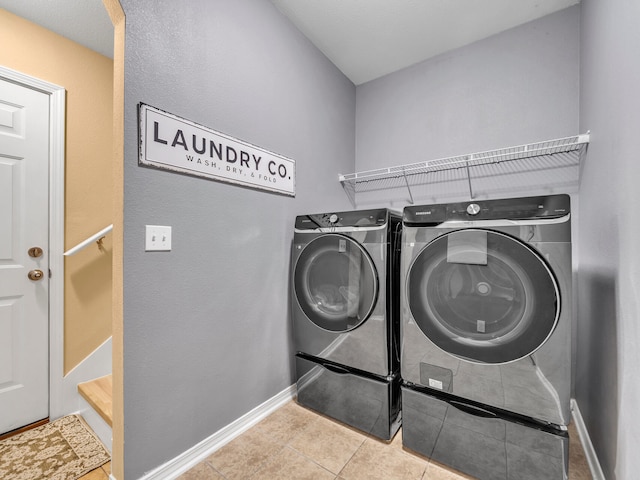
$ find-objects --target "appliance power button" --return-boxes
[466,203,481,216]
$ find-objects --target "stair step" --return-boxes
[78,374,112,427]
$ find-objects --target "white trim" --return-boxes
[49,84,66,421]
[61,336,112,417]
[78,395,112,453]
[138,385,296,480]
[571,398,606,480]
[65,339,113,457]
[0,66,66,421]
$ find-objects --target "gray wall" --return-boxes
[117,0,640,477]
[578,0,640,478]
[120,0,355,477]
[355,6,580,208]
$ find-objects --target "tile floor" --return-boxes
[79,459,112,480]
[173,400,593,480]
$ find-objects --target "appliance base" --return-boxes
[295,353,401,441]
[401,385,568,480]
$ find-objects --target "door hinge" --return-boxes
[49,269,52,278]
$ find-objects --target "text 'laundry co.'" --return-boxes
[138,103,295,196]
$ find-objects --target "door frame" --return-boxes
[0,65,66,421]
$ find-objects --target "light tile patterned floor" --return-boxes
[79,459,111,480]
[174,400,593,480]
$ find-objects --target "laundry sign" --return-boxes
[138,103,295,196]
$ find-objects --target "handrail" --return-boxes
[63,224,113,256]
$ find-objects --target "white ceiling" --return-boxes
[1,0,579,84]
[271,0,581,84]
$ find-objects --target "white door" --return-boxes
[0,78,50,434]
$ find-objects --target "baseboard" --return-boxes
[137,384,296,480]
[55,337,113,454]
[571,398,606,480]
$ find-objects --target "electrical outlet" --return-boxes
[145,225,172,251]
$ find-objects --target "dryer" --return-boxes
[292,208,402,440]
[400,195,572,479]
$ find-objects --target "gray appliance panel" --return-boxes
[402,386,569,480]
[401,215,572,425]
[295,355,401,441]
[292,226,395,376]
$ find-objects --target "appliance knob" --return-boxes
[466,203,481,216]
[329,214,338,223]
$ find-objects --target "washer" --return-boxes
[400,195,572,479]
[291,208,402,440]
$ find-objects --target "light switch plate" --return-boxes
[145,225,172,251]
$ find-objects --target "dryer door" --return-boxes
[294,234,378,332]
[407,229,559,364]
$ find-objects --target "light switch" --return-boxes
[145,225,172,251]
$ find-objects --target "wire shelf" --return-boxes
[339,133,589,203]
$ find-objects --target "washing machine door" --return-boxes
[407,229,559,364]
[294,234,379,332]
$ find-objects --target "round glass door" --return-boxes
[294,234,378,332]
[407,229,559,364]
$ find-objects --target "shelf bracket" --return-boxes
[465,157,474,200]
[402,167,414,204]
[339,176,357,208]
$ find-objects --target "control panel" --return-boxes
[403,194,570,225]
[295,209,388,229]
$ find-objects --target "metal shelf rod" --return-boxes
[338,133,589,187]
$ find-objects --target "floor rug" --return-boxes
[0,414,110,480]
